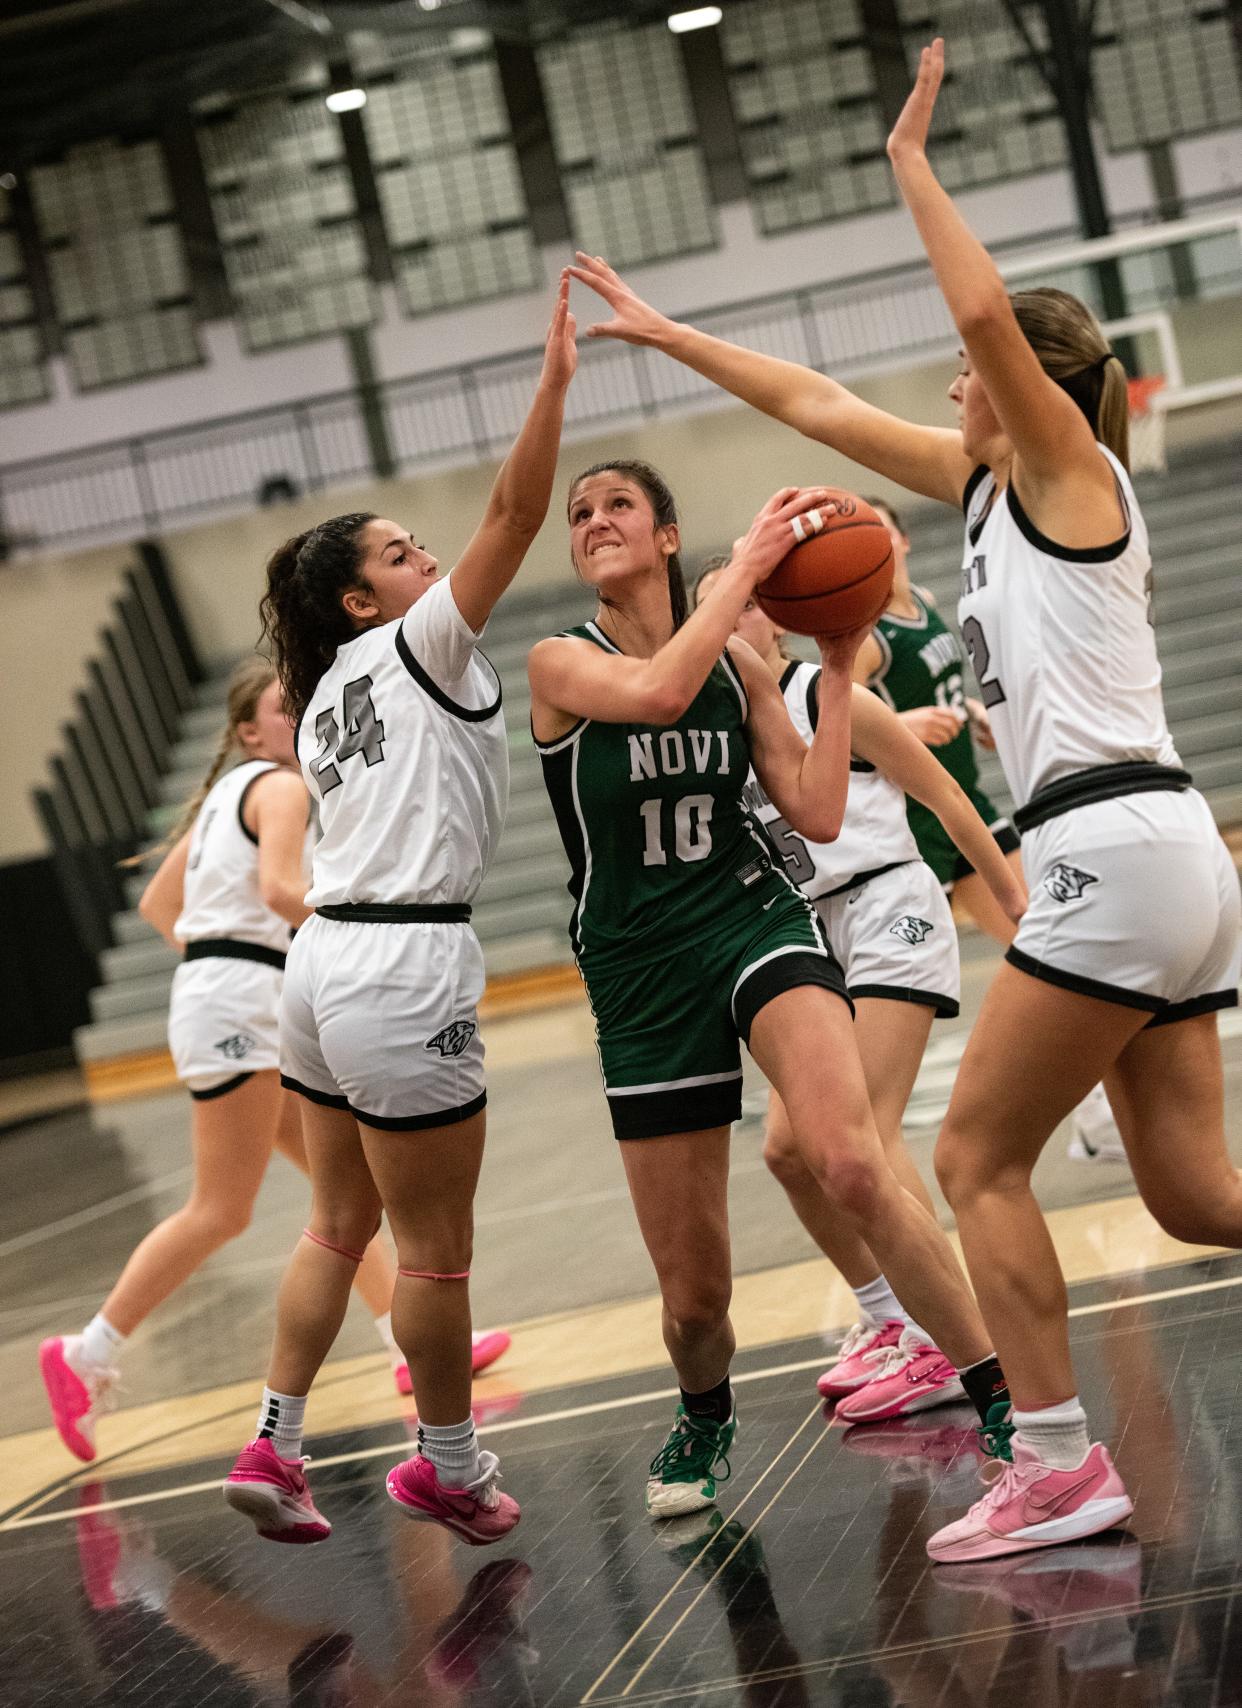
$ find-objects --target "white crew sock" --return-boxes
[78,1313,125,1370]
[851,1275,909,1329]
[417,1417,480,1488]
[374,1310,404,1367]
[256,1388,308,1461]
[1013,1397,1091,1470]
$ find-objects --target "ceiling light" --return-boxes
[667,6,722,32]
[326,88,367,113]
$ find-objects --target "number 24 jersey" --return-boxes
[297,577,509,909]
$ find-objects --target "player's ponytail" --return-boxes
[569,460,689,631]
[260,512,376,720]
[122,655,276,866]
[1010,287,1131,471]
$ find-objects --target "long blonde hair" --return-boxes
[1010,286,1130,470]
[126,654,277,865]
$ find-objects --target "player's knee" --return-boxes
[312,1206,384,1257]
[665,1275,732,1337]
[810,1151,885,1224]
[190,1197,252,1245]
[763,1130,811,1188]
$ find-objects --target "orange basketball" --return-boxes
[757,490,894,636]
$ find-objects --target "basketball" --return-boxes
[757,490,894,636]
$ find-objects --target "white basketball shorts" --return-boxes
[168,958,283,1095]
[814,860,961,1018]
[1008,787,1241,1023]
[280,913,487,1129]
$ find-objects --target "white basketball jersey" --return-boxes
[744,661,918,898]
[958,447,1180,807]
[174,760,294,952]
[300,576,508,908]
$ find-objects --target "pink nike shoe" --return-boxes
[927,1437,1134,1563]
[816,1319,904,1400]
[387,1450,520,1545]
[833,1328,964,1423]
[394,1329,512,1396]
[223,1438,331,1544]
[39,1336,118,1462]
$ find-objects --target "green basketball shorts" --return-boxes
[581,885,850,1141]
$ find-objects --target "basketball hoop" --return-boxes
[1128,375,1167,475]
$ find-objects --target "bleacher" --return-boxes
[71,435,1242,1077]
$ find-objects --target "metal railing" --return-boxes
[2,213,1239,555]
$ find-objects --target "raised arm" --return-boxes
[567,254,974,508]
[448,277,578,633]
[247,769,313,928]
[138,832,191,948]
[528,486,836,734]
[886,40,1122,540]
[850,686,1026,924]
[737,633,864,844]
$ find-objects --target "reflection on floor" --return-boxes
[3,1253,1242,1706]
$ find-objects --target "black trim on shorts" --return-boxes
[315,902,472,923]
[734,948,852,1044]
[190,1071,254,1101]
[184,938,287,970]
[851,983,960,1019]
[608,1077,742,1143]
[821,859,913,899]
[1005,946,1164,1012]
[950,821,1020,882]
[1013,762,1192,835]
[394,626,502,723]
[1006,480,1130,564]
[281,1073,352,1110]
[351,1089,487,1132]
[1145,989,1239,1028]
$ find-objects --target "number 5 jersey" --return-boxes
[297,577,509,907]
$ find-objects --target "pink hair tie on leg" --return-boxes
[397,1267,470,1281]
[303,1228,366,1264]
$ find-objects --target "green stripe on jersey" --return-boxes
[873,592,979,795]
[536,625,781,973]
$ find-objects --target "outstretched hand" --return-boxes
[887,37,945,162]
[564,252,672,347]
[542,274,578,391]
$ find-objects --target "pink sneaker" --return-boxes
[816,1319,904,1399]
[223,1438,331,1544]
[394,1329,512,1395]
[927,1438,1134,1563]
[39,1336,118,1462]
[387,1450,520,1545]
[833,1328,964,1423]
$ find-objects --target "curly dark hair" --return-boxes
[567,459,688,630]
[259,512,376,720]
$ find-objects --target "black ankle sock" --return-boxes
[681,1376,733,1425]
[958,1354,1011,1424]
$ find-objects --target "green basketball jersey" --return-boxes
[871,591,979,795]
[535,622,783,973]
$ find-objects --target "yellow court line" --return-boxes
[6,1264,1241,1538]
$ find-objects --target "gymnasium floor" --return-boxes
[3,944,1242,1706]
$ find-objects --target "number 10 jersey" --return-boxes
[297,577,508,908]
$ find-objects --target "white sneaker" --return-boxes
[1067,1083,1127,1163]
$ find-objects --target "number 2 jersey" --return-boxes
[958,445,1179,809]
[744,661,918,898]
[535,622,796,973]
[297,577,508,908]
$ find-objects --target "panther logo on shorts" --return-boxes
[215,1032,257,1060]
[1043,862,1099,903]
[889,916,933,945]
[425,1020,477,1059]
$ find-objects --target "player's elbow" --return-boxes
[640,678,693,726]
[957,286,1012,340]
[260,876,305,924]
[788,801,842,844]
[487,491,547,544]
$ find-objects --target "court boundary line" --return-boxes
[5,1265,1240,1535]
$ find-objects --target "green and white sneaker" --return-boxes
[645,1403,737,1518]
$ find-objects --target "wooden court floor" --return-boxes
[3,949,1242,1704]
